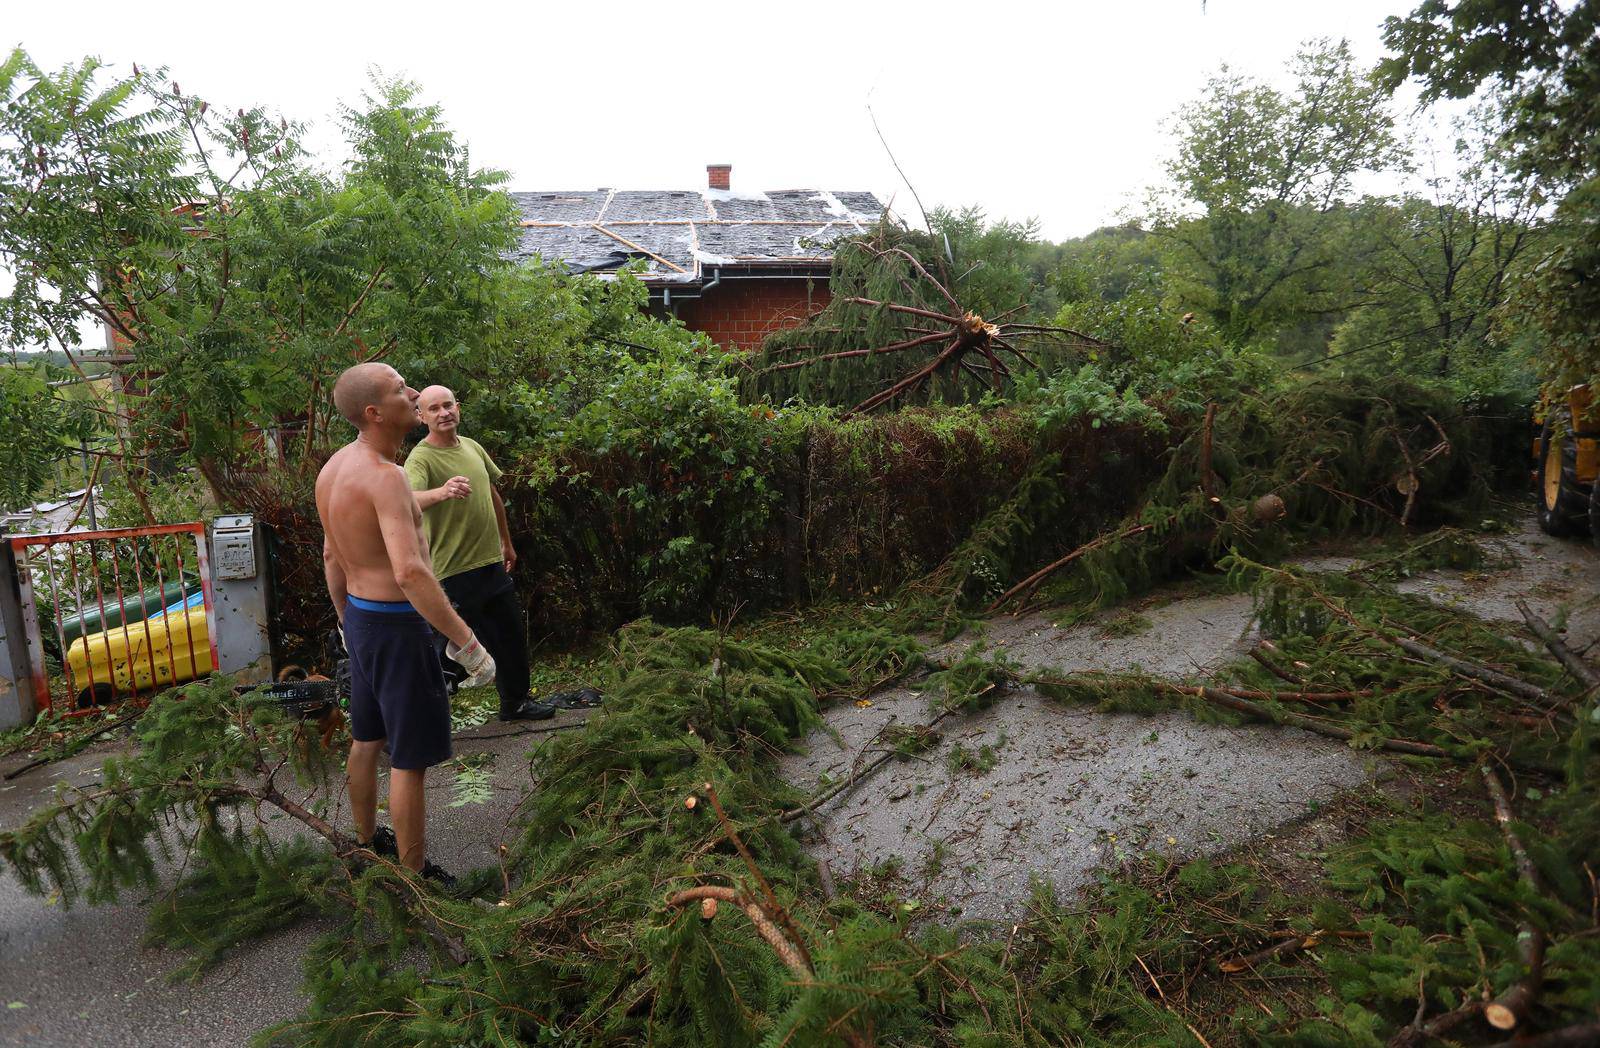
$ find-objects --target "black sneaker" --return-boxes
[549,688,604,710]
[420,859,457,890]
[498,698,556,722]
[358,825,399,859]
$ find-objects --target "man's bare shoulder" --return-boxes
[362,458,418,511]
[316,443,359,490]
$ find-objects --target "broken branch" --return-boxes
[1480,765,1545,1032]
[988,524,1153,613]
[1195,687,1447,758]
[1516,599,1600,696]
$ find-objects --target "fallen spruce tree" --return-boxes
[4,541,1599,1045]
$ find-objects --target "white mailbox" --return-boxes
[213,515,260,580]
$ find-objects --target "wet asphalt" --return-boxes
[0,711,586,1047]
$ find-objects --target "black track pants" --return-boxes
[438,563,531,716]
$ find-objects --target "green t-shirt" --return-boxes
[403,436,505,581]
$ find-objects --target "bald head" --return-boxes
[418,385,454,411]
[417,384,462,440]
[332,363,403,429]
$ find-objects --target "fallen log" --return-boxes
[1387,1001,1484,1047]
[1160,682,1371,706]
[666,883,872,1048]
[1196,687,1448,758]
[250,777,471,966]
[1516,598,1600,696]
[1388,636,1557,709]
[668,886,811,981]
[1259,564,1559,709]
[1480,765,1546,1033]
[781,704,962,824]
[1249,642,1307,686]
[1483,1021,1600,1047]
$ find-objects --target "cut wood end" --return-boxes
[684,795,697,810]
[700,897,718,920]
[1253,493,1287,523]
[1484,1003,1518,1030]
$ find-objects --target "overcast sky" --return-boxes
[8,0,1433,243]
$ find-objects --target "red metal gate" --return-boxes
[8,522,218,717]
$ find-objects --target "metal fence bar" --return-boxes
[85,539,120,703]
[149,537,178,695]
[127,537,161,700]
[65,542,100,709]
[8,522,209,548]
[42,545,72,711]
[170,535,199,686]
[12,549,50,711]
[105,537,141,701]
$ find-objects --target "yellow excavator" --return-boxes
[1535,383,1599,539]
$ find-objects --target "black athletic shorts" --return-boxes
[343,596,451,770]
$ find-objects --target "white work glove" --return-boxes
[446,634,497,689]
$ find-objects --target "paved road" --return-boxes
[0,712,585,1047]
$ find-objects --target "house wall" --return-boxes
[674,278,831,351]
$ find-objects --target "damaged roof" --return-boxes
[509,188,887,283]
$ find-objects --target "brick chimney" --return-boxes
[706,163,731,191]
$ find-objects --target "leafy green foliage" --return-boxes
[1153,39,1404,343]
[1380,0,1600,187]
[0,362,100,507]
[1502,177,1600,394]
[1381,1,1600,394]
[0,50,513,496]
[1051,288,1269,411]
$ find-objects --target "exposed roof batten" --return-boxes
[509,188,889,284]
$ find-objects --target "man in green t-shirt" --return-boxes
[404,386,554,721]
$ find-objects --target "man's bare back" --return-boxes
[316,442,433,602]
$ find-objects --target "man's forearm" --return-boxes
[490,487,512,546]
[323,550,348,623]
[396,565,473,647]
[414,487,451,510]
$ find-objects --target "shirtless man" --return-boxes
[316,362,495,879]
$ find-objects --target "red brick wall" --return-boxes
[675,278,831,351]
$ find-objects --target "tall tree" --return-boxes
[1330,108,1538,389]
[0,51,514,508]
[1382,1,1600,391]
[1153,39,1405,343]
[1380,0,1600,187]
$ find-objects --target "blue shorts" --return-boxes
[343,596,451,770]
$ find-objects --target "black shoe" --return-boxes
[498,699,556,722]
[420,859,457,890]
[549,688,604,710]
[358,825,398,859]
